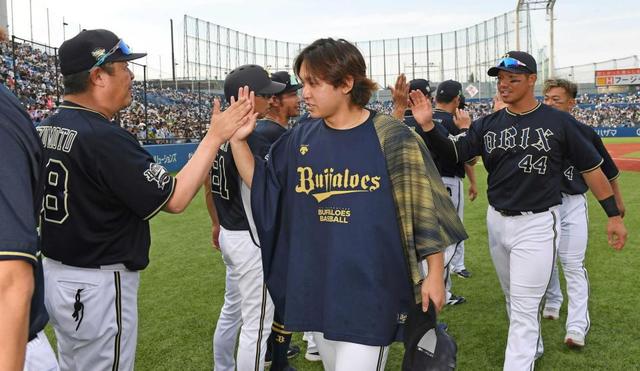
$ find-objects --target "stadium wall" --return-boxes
[144,143,198,172]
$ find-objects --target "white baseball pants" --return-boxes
[213,227,274,371]
[24,331,59,371]
[442,176,466,273]
[43,258,140,371]
[487,206,559,371]
[544,193,590,336]
[311,332,389,371]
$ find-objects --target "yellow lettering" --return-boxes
[295,167,315,194]
[369,176,381,191]
[360,175,370,189]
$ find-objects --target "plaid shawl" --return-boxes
[372,113,468,303]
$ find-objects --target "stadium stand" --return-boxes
[1,38,639,141]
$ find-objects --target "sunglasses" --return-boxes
[92,39,132,69]
[496,57,531,72]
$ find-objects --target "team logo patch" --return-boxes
[397,312,408,324]
[299,144,309,155]
[91,48,106,60]
[144,163,171,190]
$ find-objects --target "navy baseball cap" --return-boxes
[59,29,146,76]
[402,301,457,371]
[224,64,286,103]
[488,51,537,76]
[409,79,431,97]
[271,71,302,94]
[436,80,463,102]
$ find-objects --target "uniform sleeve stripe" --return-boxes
[450,137,460,163]
[0,251,38,263]
[579,158,604,174]
[143,177,177,221]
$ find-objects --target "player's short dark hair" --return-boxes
[543,78,578,99]
[63,63,116,95]
[294,38,377,107]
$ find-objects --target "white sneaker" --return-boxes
[564,331,585,348]
[542,307,560,320]
[305,350,321,362]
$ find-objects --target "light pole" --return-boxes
[62,17,68,41]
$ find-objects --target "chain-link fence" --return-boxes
[184,10,538,95]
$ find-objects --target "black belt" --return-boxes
[494,207,550,217]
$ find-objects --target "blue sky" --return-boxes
[8,0,640,79]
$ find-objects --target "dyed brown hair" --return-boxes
[544,78,578,99]
[294,38,377,107]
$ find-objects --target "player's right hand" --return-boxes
[212,223,221,251]
[409,89,434,131]
[208,86,253,144]
[606,216,627,250]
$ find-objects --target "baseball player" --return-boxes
[38,29,253,371]
[391,77,475,306]
[261,71,304,371]
[0,58,58,370]
[541,78,625,348]
[230,38,467,371]
[206,64,285,371]
[408,51,627,370]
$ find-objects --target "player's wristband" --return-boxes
[599,195,620,217]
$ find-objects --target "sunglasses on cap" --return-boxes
[92,39,132,69]
[496,57,531,72]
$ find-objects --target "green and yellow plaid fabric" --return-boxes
[373,113,468,303]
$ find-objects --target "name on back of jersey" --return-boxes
[36,126,78,153]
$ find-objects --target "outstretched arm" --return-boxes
[164,88,253,213]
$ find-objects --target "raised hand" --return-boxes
[453,108,471,129]
[391,74,409,119]
[493,93,508,112]
[207,86,253,144]
[231,88,259,142]
[409,89,434,131]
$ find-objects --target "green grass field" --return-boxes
[47,167,639,370]
[602,137,640,144]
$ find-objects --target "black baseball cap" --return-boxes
[224,64,286,103]
[59,29,146,76]
[409,79,431,97]
[402,301,457,371]
[436,80,463,102]
[487,51,537,76]
[271,71,302,94]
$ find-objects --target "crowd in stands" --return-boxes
[2,39,640,140]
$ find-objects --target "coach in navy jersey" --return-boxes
[38,29,252,371]
[541,78,624,348]
[408,51,627,370]
[0,73,58,369]
[230,38,467,370]
[206,64,285,371]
